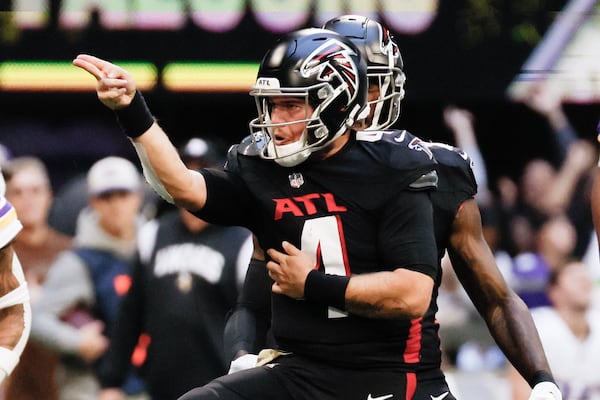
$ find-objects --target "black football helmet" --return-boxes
[323,15,405,130]
[249,28,368,167]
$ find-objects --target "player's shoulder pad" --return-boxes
[224,143,241,173]
[424,141,474,170]
[356,130,438,189]
[225,134,262,172]
[236,133,263,157]
[423,141,477,192]
[356,129,437,171]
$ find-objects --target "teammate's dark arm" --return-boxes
[447,198,555,388]
[223,257,272,362]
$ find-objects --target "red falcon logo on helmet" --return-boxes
[379,25,398,59]
[300,39,359,102]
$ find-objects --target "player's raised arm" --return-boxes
[72,54,207,211]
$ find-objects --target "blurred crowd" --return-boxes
[0,137,253,400]
[0,79,598,400]
[436,80,600,399]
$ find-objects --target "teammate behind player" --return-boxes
[331,15,561,400]
[0,168,31,384]
[324,14,405,131]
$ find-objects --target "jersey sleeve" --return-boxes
[378,190,437,278]
[356,130,438,190]
[0,197,22,248]
[193,167,256,229]
[428,142,478,197]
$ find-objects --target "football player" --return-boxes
[75,28,442,399]
[0,169,31,384]
[328,14,561,400]
[226,14,562,400]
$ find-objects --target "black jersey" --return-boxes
[344,131,477,374]
[405,133,479,373]
[195,132,438,369]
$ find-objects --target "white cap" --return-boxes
[87,156,141,196]
[180,137,210,159]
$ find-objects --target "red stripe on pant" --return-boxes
[406,372,417,399]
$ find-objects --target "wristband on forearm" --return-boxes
[114,91,154,138]
[303,270,349,310]
[529,370,556,387]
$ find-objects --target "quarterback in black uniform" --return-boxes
[225,15,562,400]
[75,28,442,400]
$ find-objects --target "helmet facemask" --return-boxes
[363,65,405,130]
[249,89,324,167]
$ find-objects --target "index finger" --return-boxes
[72,54,116,80]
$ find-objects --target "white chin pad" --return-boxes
[267,137,310,167]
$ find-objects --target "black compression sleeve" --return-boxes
[223,259,272,361]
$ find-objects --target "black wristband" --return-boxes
[529,370,556,387]
[304,269,349,310]
[114,91,154,138]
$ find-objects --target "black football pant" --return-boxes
[178,354,457,400]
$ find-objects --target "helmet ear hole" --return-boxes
[314,127,328,139]
[317,86,332,99]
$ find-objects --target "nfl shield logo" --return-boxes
[288,172,304,188]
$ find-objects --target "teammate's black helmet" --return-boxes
[249,28,368,167]
[323,15,405,130]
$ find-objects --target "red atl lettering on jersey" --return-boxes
[273,193,347,220]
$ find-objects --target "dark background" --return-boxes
[1,0,599,191]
